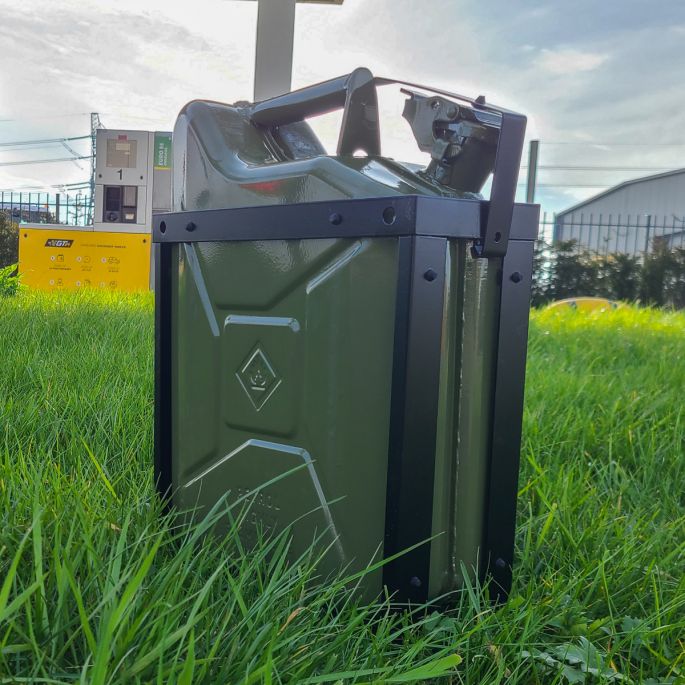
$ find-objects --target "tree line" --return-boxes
[532,238,685,309]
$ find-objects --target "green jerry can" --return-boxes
[154,68,539,603]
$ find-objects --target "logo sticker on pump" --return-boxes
[45,239,74,248]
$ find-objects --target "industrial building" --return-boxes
[554,168,685,255]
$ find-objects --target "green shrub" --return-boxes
[602,253,640,301]
[0,263,20,296]
[0,211,19,268]
[639,238,675,306]
[547,240,600,301]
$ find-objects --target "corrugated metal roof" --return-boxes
[557,167,685,219]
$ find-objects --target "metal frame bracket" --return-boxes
[472,111,527,258]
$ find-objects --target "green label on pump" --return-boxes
[154,133,172,170]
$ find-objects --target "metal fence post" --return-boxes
[525,140,539,204]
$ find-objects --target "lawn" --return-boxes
[0,291,683,684]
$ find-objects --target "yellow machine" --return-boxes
[546,297,620,312]
[19,226,150,291]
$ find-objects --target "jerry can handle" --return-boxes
[252,69,528,258]
[250,67,381,156]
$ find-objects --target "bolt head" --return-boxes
[329,212,343,226]
[423,269,438,282]
[510,271,523,283]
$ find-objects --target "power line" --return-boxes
[0,113,91,123]
[517,182,613,188]
[540,141,685,146]
[0,183,90,192]
[0,142,89,153]
[536,184,613,189]
[61,140,86,170]
[0,135,90,148]
[520,165,680,172]
[0,156,90,167]
[58,181,90,189]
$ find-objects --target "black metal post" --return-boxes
[383,235,447,604]
[154,242,174,500]
[644,214,652,254]
[482,237,535,602]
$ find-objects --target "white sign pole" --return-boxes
[254,0,297,101]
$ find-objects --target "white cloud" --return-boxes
[535,48,609,75]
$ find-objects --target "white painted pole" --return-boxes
[254,0,297,101]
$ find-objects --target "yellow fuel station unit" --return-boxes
[19,226,151,291]
[19,129,171,292]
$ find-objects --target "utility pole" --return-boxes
[89,112,103,225]
[525,139,539,204]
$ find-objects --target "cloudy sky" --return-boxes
[1,0,684,213]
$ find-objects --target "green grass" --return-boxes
[0,290,683,684]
